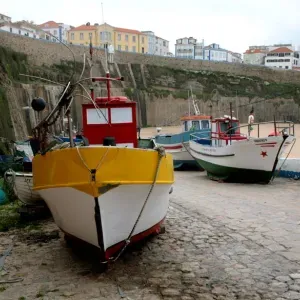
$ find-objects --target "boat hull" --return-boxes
[4,171,43,204]
[38,184,172,260]
[154,130,210,170]
[189,135,295,183]
[32,146,174,261]
[156,143,203,170]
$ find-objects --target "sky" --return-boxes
[2,0,300,54]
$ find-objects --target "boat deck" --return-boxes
[0,171,299,299]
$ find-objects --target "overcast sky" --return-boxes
[2,0,300,54]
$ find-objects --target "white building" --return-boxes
[203,43,229,62]
[141,31,156,54]
[228,51,243,63]
[265,46,299,70]
[155,36,169,56]
[243,48,267,65]
[175,38,241,62]
[39,21,71,43]
[0,21,40,39]
[243,44,293,65]
[175,37,197,59]
[0,13,11,23]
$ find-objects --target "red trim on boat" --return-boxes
[255,142,277,145]
[105,217,166,260]
[162,145,183,150]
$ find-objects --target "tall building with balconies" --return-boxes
[175,37,197,59]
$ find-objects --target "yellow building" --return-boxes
[68,24,98,46]
[113,27,148,54]
[67,23,148,54]
[96,23,114,49]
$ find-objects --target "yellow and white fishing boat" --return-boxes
[30,73,174,262]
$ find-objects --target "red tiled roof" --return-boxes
[39,21,60,28]
[270,47,293,53]
[70,24,96,31]
[244,49,265,54]
[114,27,140,34]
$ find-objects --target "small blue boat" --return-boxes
[154,115,211,169]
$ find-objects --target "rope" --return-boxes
[270,138,296,182]
[74,145,165,262]
[106,146,166,263]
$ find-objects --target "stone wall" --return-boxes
[2,31,300,84]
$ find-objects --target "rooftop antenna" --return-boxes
[101,2,109,72]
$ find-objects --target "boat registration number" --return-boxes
[253,138,267,143]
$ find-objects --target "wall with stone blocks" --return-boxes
[2,31,300,84]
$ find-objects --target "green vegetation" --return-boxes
[0,286,6,292]
[0,46,28,81]
[36,291,44,298]
[0,87,14,140]
[144,65,300,102]
[0,202,42,232]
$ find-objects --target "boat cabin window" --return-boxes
[220,121,239,135]
[201,120,210,129]
[184,121,188,131]
[191,121,200,131]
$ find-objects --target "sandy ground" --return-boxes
[140,123,300,157]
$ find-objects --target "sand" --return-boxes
[139,123,300,158]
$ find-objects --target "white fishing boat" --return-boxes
[4,170,42,204]
[1,140,43,205]
[189,115,296,183]
[154,88,211,169]
[29,71,174,262]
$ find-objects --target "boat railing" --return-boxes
[223,120,295,138]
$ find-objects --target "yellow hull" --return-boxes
[32,146,174,196]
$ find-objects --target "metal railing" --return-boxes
[189,120,295,147]
[223,120,295,138]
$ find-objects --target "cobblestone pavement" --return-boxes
[0,172,300,300]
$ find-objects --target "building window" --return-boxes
[118,45,121,51]
[80,33,84,40]
[89,33,93,39]
[132,46,136,52]
[100,31,111,41]
[163,41,166,47]
[54,30,57,35]
[125,45,128,51]
[9,27,12,32]
[118,34,121,41]
[285,66,289,69]
[125,35,128,41]
[132,36,136,42]
[142,37,144,44]
[142,47,144,53]
[71,33,74,40]
[18,30,21,34]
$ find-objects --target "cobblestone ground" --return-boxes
[0,172,300,300]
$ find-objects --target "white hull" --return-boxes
[4,171,43,205]
[190,136,294,171]
[156,142,194,162]
[38,183,172,251]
